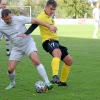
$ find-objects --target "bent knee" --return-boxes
[63,55,73,66]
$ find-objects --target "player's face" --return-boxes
[2,15,12,24]
[0,1,7,9]
[45,5,56,16]
[96,3,100,8]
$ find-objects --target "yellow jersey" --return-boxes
[37,11,59,42]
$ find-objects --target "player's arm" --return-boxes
[24,18,57,35]
[24,24,38,35]
[18,17,57,37]
[31,18,57,33]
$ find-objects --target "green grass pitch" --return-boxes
[0,25,100,100]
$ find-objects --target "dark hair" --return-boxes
[46,0,57,8]
[1,9,11,17]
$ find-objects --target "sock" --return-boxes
[60,64,71,83]
[8,71,16,83]
[36,64,50,84]
[51,57,60,76]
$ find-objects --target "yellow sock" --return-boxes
[51,57,60,76]
[60,64,71,82]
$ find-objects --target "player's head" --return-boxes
[96,2,100,8]
[45,0,57,16]
[0,0,7,9]
[1,9,12,24]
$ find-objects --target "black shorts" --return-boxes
[42,40,69,60]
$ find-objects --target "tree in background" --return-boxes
[24,0,45,17]
[57,0,92,18]
[7,0,93,18]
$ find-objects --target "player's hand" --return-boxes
[49,25,57,33]
[17,33,29,38]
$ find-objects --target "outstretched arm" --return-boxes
[24,24,38,35]
[31,18,57,33]
[18,18,57,38]
[25,18,57,35]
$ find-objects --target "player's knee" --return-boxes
[67,59,73,66]
[8,67,15,73]
[52,49,62,58]
[64,55,73,66]
[32,59,41,66]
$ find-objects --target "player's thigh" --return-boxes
[9,48,23,61]
[52,48,62,58]
[59,45,73,65]
[42,40,61,57]
[25,39,40,65]
[25,38,37,56]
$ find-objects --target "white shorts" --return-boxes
[9,36,37,61]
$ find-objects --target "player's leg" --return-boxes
[5,60,17,90]
[5,48,22,90]
[29,52,53,90]
[26,38,53,89]
[59,55,72,86]
[99,22,100,35]
[59,46,72,86]
[42,40,62,84]
[51,48,61,84]
[93,21,99,39]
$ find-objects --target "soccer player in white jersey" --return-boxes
[0,0,11,56]
[0,9,56,90]
[92,2,100,39]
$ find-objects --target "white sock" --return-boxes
[8,71,16,83]
[36,64,50,84]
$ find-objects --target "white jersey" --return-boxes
[93,8,100,21]
[0,16,32,45]
[0,15,37,60]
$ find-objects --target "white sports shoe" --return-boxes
[5,81,16,90]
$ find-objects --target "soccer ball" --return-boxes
[34,81,48,93]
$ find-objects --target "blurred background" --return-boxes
[7,0,98,18]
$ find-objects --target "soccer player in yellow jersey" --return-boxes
[23,0,73,86]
